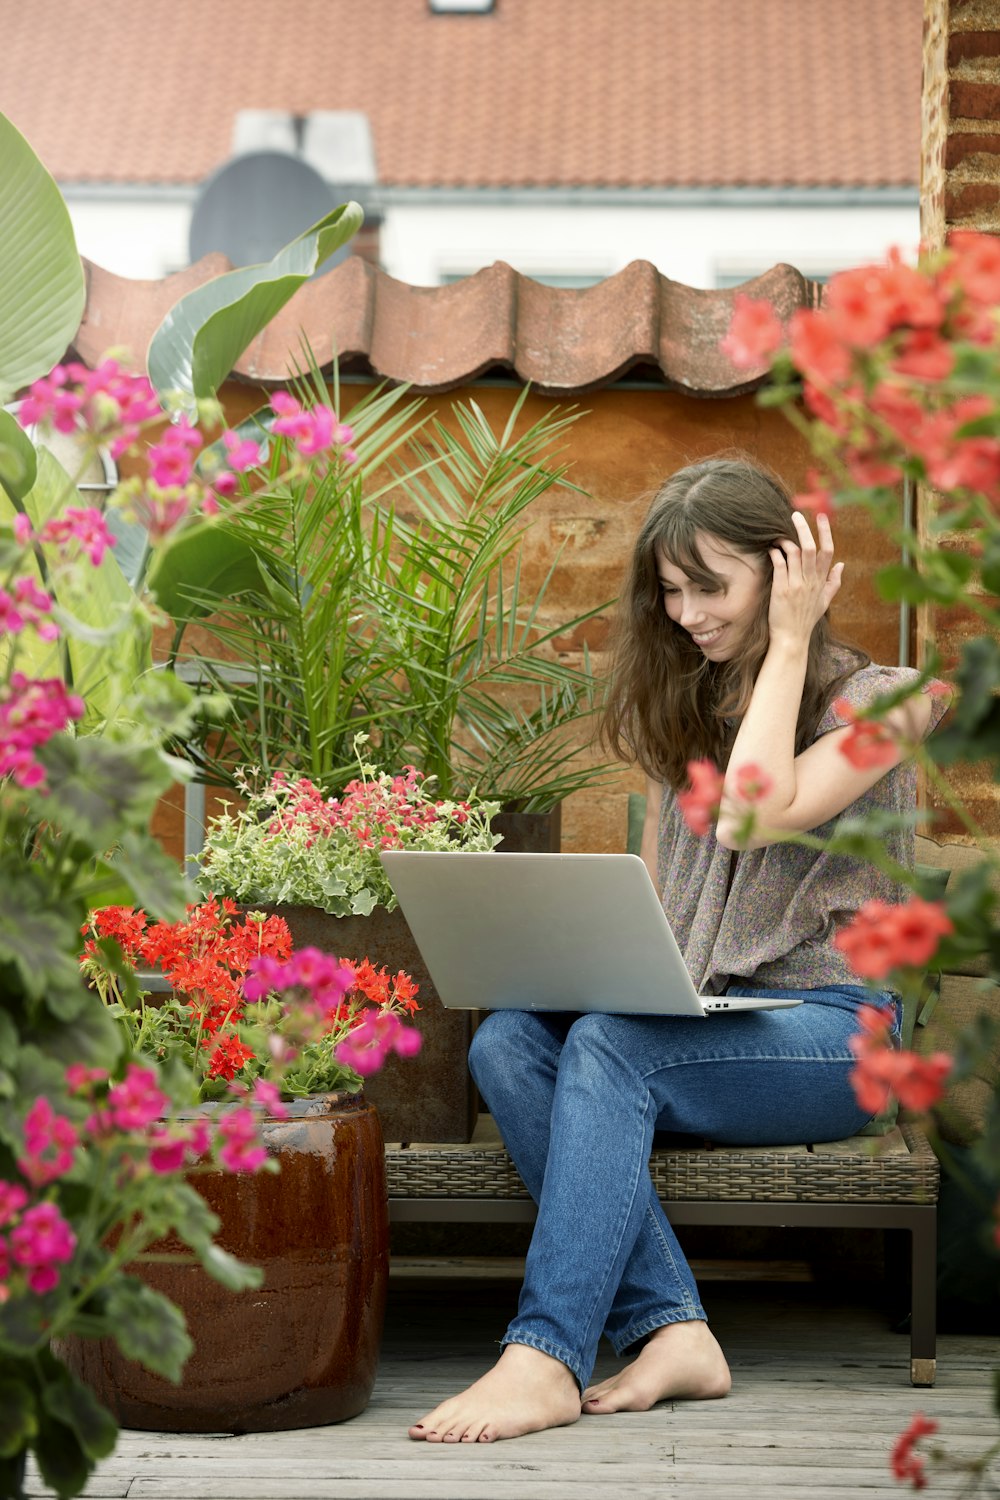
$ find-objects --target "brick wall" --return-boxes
[919,0,1000,840]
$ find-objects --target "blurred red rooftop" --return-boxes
[1,0,920,190]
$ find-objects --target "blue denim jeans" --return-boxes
[468,985,899,1391]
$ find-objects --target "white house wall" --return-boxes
[64,193,919,291]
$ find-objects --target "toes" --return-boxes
[478,1425,498,1443]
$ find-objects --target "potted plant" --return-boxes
[192,738,501,1141]
[65,897,421,1433]
[145,360,616,837]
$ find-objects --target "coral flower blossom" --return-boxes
[720,295,784,369]
[832,700,901,770]
[890,1412,938,1490]
[678,759,725,836]
[835,897,954,980]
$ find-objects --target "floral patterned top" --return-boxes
[656,662,951,995]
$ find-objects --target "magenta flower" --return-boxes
[9,1201,77,1293]
[216,1106,268,1173]
[0,1181,28,1228]
[222,430,265,472]
[271,392,351,461]
[40,506,116,567]
[148,418,202,488]
[17,1099,79,1188]
[335,1011,422,1077]
[252,1078,290,1119]
[105,1064,170,1132]
[0,672,86,789]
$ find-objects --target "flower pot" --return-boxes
[54,1093,388,1433]
[261,903,477,1144]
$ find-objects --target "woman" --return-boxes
[408,456,948,1445]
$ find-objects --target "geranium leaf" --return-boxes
[41,1367,118,1462]
[0,1378,38,1457]
[34,736,176,848]
[0,884,83,1004]
[103,1277,193,1381]
[199,1243,263,1292]
[108,830,190,923]
[33,1413,89,1500]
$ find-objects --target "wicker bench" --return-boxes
[380,832,998,1388]
[385,1115,939,1386]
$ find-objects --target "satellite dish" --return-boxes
[189,150,346,271]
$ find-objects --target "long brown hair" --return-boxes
[600,455,868,789]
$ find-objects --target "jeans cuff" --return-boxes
[610,1307,707,1358]
[500,1329,588,1392]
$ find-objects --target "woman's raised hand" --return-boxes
[767,510,844,648]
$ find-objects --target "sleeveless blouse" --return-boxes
[655,663,950,995]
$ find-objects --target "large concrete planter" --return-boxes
[54,1093,388,1433]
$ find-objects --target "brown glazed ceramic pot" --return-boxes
[54,1093,388,1433]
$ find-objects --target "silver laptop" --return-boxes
[380,851,801,1017]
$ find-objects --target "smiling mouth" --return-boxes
[691,626,725,646]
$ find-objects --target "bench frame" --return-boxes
[385,1124,938,1387]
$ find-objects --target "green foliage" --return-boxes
[163,377,615,809]
[196,742,500,916]
[0,114,84,404]
[147,203,363,411]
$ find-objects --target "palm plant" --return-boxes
[157,376,614,810]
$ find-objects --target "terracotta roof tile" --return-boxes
[73,254,817,397]
[1,0,920,189]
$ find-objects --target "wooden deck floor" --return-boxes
[27,1269,1000,1500]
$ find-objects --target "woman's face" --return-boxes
[655,531,766,662]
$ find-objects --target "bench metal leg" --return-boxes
[909,1205,937,1387]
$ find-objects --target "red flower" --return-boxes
[848,1005,953,1117]
[720,295,784,369]
[677,760,724,837]
[206,1034,257,1082]
[732,762,773,804]
[832,698,900,770]
[835,897,953,980]
[890,1412,938,1490]
[790,309,853,386]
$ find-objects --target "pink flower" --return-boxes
[720,295,784,369]
[0,1181,28,1228]
[65,1063,108,1094]
[0,671,85,789]
[732,763,773,803]
[222,430,265,472]
[252,1078,289,1119]
[335,1011,422,1077]
[271,392,350,461]
[789,309,853,387]
[105,1064,170,1132]
[9,1201,77,1292]
[17,1098,79,1187]
[148,418,202,488]
[677,759,725,837]
[40,505,116,567]
[216,1106,268,1173]
[128,487,194,542]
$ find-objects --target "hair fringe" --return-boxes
[599,455,869,789]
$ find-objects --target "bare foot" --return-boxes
[408,1343,582,1443]
[581,1319,731,1413]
